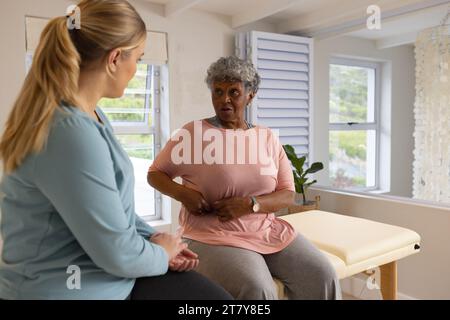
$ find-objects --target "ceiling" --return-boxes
[142,0,450,48]
[143,0,332,17]
[194,0,334,19]
[347,3,450,48]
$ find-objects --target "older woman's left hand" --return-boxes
[212,197,252,222]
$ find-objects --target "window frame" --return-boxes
[108,64,163,221]
[329,57,381,191]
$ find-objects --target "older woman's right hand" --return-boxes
[178,186,212,216]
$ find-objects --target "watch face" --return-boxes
[253,203,260,212]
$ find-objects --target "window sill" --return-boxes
[368,189,391,195]
[147,219,172,233]
[314,185,390,195]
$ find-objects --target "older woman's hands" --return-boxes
[212,197,252,222]
[178,186,212,216]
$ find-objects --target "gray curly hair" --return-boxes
[205,56,260,93]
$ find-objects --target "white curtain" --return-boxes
[413,25,450,203]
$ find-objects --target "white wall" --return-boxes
[313,36,416,198]
[0,0,73,129]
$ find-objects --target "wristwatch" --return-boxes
[250,196,260,213]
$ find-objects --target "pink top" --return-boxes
[149,120,297,254]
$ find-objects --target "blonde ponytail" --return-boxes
[0,17,79,174]
[0,0,146,173]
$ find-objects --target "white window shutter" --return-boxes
[236,31,314,162]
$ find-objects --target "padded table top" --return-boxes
[280,210,421,265]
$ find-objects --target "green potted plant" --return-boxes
[282,144,324,214]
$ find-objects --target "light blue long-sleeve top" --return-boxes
[0,103,169,299]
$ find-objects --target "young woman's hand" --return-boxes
[178,187,212,216]
[168,248,199,272]
[212,197,252,222]
[150,232,187,260]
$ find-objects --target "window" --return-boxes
[329,58,380,191]
[98,64,162,220]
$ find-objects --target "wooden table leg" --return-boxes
[380,261,397,300]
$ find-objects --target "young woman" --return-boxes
[0,0,231,300]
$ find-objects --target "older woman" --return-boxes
[148,56,341,300]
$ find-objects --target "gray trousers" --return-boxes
[185,234,342,300]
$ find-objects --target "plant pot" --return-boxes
[287,194,320,214]
[274,195,320,216]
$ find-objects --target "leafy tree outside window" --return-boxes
[329,58,380,190]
